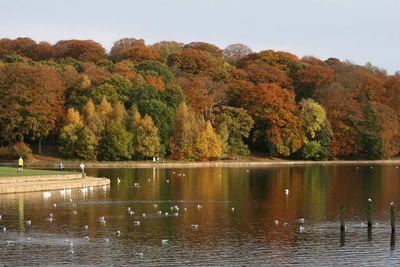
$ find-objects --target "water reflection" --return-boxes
[0,164,399,265]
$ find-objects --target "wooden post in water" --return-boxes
[340,205,345,231]
[367,198,373,228]
[391,202,395,233]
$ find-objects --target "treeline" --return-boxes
[0,37,399,161]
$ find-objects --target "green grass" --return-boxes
[0,166,74,177]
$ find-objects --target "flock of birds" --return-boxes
[0,165,397,255]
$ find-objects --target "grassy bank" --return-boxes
[0,166,73,177]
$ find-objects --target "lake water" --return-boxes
[1,164,400,266]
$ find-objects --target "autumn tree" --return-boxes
[240,83,305,156]
[129,108,161,159]
[54,40,106,62]
[99,121,133,161]
[110,38,145,62]
[0,63,65,148]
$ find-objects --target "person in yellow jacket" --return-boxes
[18,156,23,173]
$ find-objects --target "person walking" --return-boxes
[59,162,65,171]
[18,156,24,173]
[79,162,85,173]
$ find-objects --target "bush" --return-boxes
[0,142,32,161]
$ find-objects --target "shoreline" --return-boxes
[0,174,110,194]
[1,158,399,169]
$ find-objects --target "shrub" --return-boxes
[0,142,32,161]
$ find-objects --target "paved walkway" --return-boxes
[0,174,110,194]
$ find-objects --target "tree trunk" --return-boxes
[38,138,42,154]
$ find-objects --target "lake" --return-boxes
[0,163,400,266]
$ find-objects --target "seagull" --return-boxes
[368,198,372,203]
[25,220,32,226]
[298,218,305,224]
[165,212,169,216]
[153,204,158,208]
[127,207,131,212]
[191,224,199,229]
[391,202,394,206]
[299,225,305,233]
[98,216,106,224]
[134,183,139,187]
[84,225,89,231]
[134,221,141,226]
[157,211,162,215]
[166,179,170,183]
[3,227,6,233]
[53,203,57,208]
[142,213,146,218]
[274,220,279,226]
[129,211,134,216]
[283,222,289,228]
[117,177,121,183]
[42,192,52,198]
[197,204,203,209]
[83,236,89,241]
[360,222,366,228]
[47,217,53,223]
[49,213,53,218]
[105,238,110,243]
[231,207,235,212]
[162,239,169,245]
[284,189,289,195]
[116,230,121,236]
[73,211,78,215]
[184,208,187,212]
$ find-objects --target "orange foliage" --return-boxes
[145,75,165,91]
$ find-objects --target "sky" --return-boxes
[0,0,399,73]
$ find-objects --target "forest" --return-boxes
[0,37,399,161]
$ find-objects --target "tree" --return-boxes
[240,83,305,156]
[169,103,201,159]
[223,43,252,65]
[59,108,83,157]
[110,38,145,62]
[213,106,254,157]
[135,60,174,84]
[194,122,222,160]
[299,99,327,139]
[0,63,65,145]
[151,41,183,61]
[129,108,161,159]
[54,40,106,62]
[120,46,162,64]
[138,99,175,151]
[99,122,133,161]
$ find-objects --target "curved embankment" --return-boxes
[0,174,110,194]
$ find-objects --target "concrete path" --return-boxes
[0,174,110,194]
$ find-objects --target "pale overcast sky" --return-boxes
[0,0,399,73]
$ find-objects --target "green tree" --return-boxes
[99,121,133,161]
[213,106,254,157]
[138,99,175,151]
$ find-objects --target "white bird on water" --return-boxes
[298,218,305,224]
[191,224,199,229]
[117,177,121,183]
[231,207,235,212]
[84,225,89,231]
[25,220,32,226]
[0,214,2,220]
[42,192,52,198]
[299,225,305,233]
[116,230,121,236]
[284,189,289,196]
[134,221,141,226]
[274,220,279,226]
[368,198,372,203]
[162,239,169,245]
